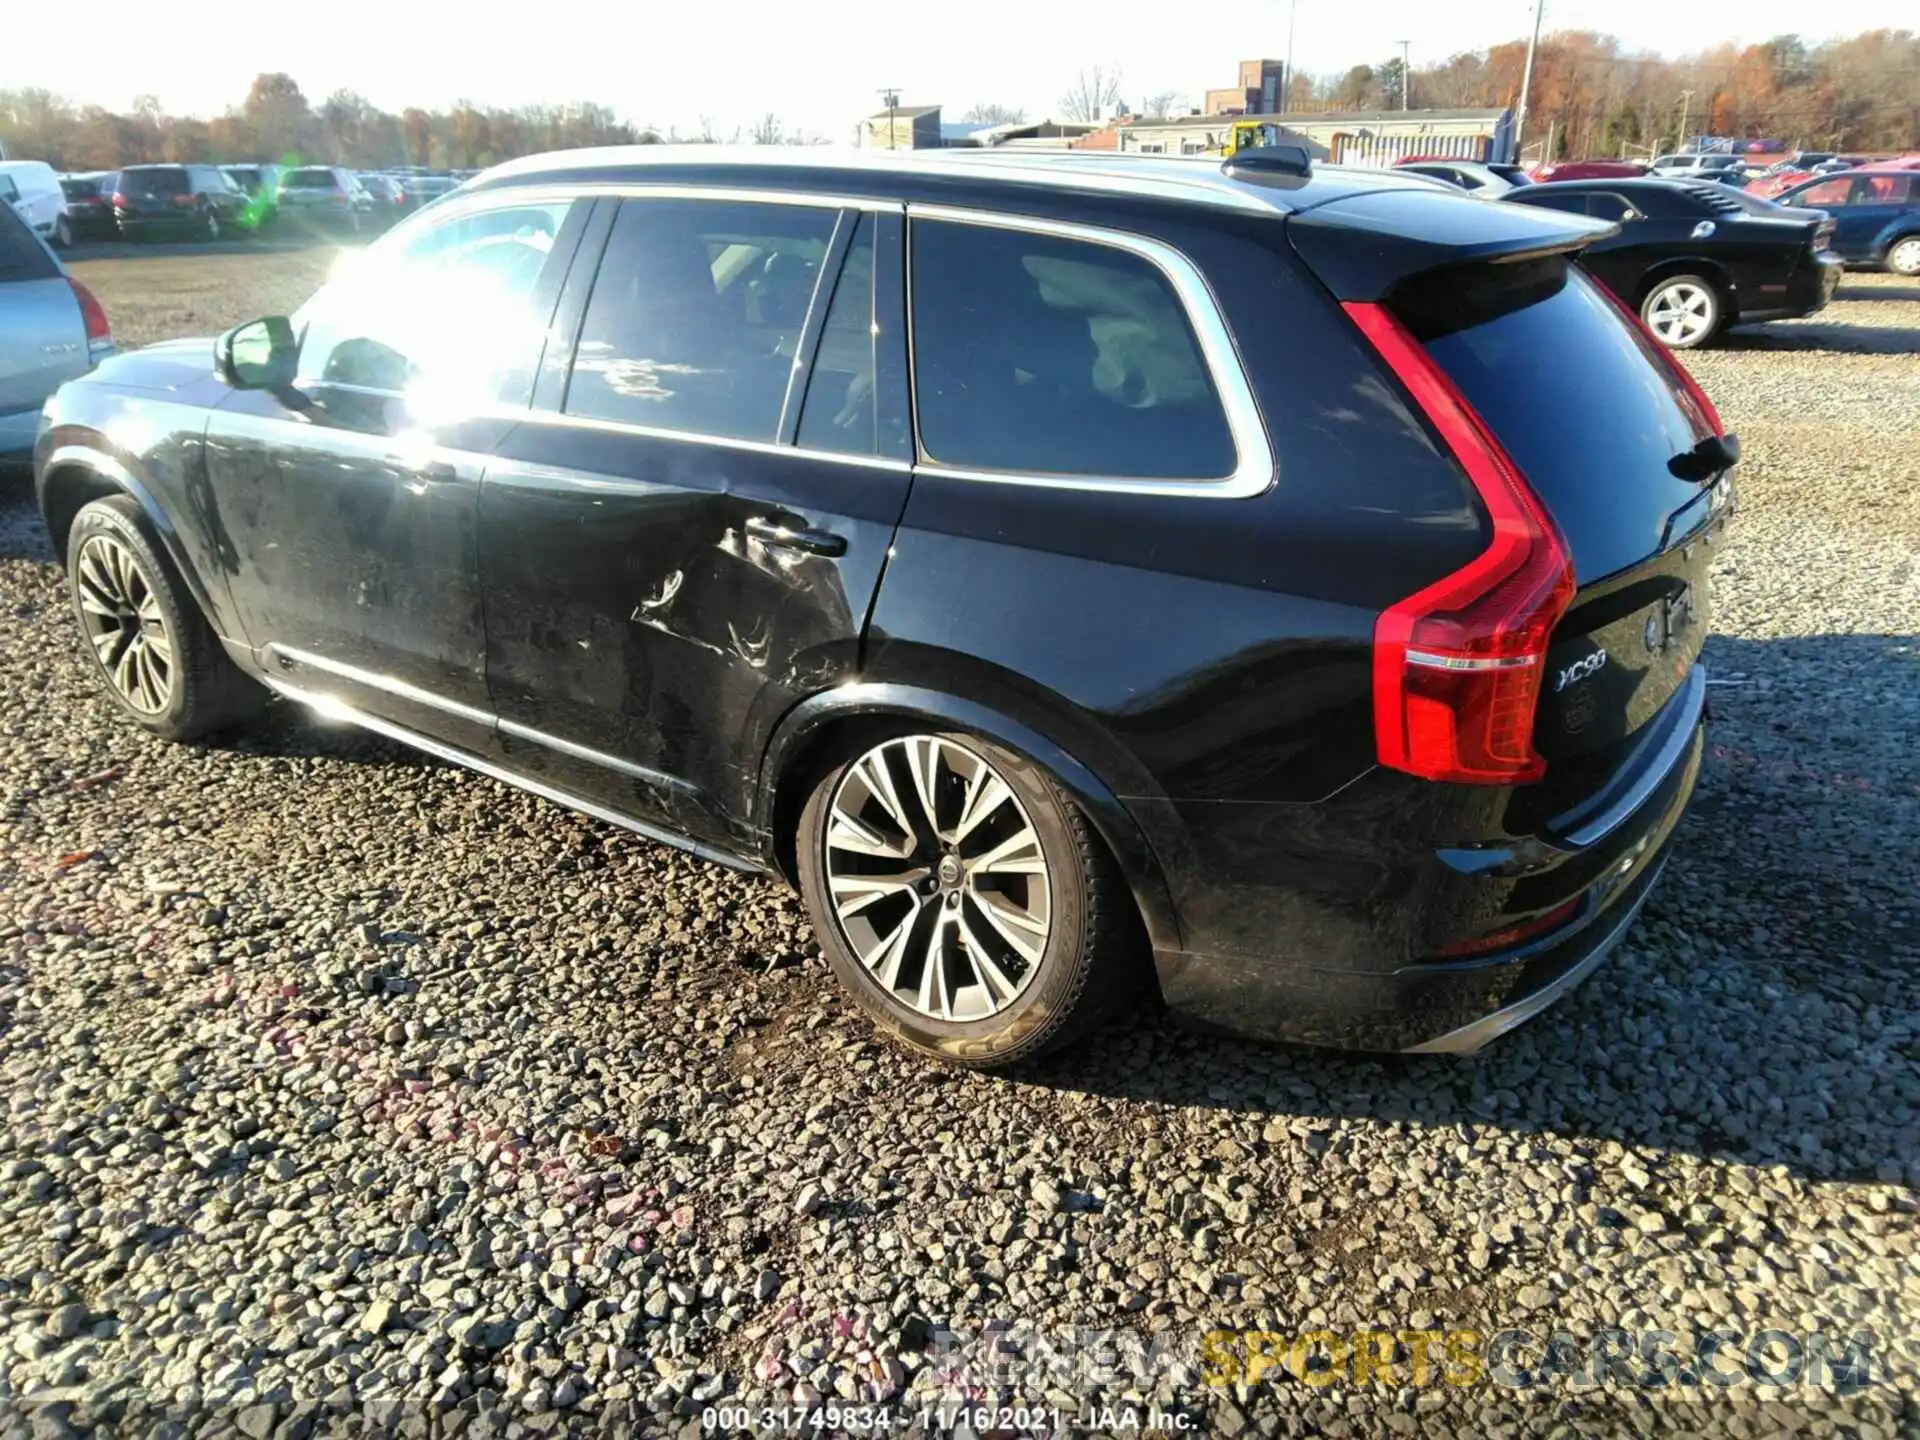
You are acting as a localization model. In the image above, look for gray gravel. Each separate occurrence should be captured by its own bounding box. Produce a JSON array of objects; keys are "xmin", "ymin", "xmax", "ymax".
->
[{"xmin": 0, "ymin": 273, "xmax": 1915, "ymax": 1437}]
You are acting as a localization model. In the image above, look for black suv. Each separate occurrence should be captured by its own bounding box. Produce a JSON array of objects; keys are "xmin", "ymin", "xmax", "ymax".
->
[
  {"xmin": 34, "ymin": 149, "xmax": 1732, "ymax": 1067},
  {"xmin": 112, "ymin": 164, "xmax": 250, "ymax": 241}
]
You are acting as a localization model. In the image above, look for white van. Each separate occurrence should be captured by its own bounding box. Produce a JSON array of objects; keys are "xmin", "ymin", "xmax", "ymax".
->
[{"xmin": 0, "ymin": 161, "xmax": 72, "ymax": 247}]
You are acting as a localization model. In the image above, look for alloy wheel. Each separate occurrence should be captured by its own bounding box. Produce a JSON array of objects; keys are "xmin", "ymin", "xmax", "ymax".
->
[
  {"xmin": 1645, "ymin": 281, "xmax": 1715, "ymax": 346},
  {"xmin": 823, "ymin": 736, "xmax": 1051, "ymax": 1023},
  {"xmin": 74, "ymin": 534, "xmax": 174, "ymax": 714}
]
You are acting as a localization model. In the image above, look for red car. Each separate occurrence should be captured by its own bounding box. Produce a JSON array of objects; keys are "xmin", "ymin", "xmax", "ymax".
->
[{"xmin": 1528, "ymin": 159, "xmax": 1649, "ymax": 182}]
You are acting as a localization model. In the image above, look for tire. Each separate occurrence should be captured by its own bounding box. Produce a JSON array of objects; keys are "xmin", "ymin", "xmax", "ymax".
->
[
  {"xmin": 66, "ymin": 495, "xmax": 263, "ymax": 741},
  {"xmin": 202, "ymin": 207, "xmax": 221, "ymax": 242},
  {"xmin": 795, "ymin": 729, "xmax": 1139, "ymax": 1069},
  {"xmin": 53, "ymin": 214, "xmax": 74, "ymax": 249},
  {"xmin": 1640, "ymin": 274, "xmax": 1722, "ymax": 349},
  {"xmin": 1888, "ymin": 235, "xmax": 1920, "ymax": 277}
]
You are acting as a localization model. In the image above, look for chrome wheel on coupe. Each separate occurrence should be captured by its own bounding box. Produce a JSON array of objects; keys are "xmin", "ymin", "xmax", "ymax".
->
[
  {"xmin": 824, "ymin": 736, "xmax": 1051, "ymax": 1022},
  {"xmin": 64, "ymin": 494, "xmax": 264, "ymax": 740},
  {"xmin": 797, "ymin": 730, "xmax": 1135, "ymax": 1067},
  {"xmin": 74, "ymin": 534, "xmax": 173, "ymax": 714},
  {"xmin": 1641, "ymin": 275, "xmax": 1720, "ymax": 349}
]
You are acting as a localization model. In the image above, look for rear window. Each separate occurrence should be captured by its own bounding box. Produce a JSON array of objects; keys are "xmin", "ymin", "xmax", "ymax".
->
[
  {"xmin": 1395, "ymin": 260, "xmax": 1704, "ymax": 582},
  {"xmin": 285, "ymin": 168, "xmax": 338, "ymax": 188},
  {"xmin": 910, "ymin": 219, "xmax": 1236, "ymax": 481},
  {"xmin": 60, "ymin": 179, "xmax": 100, "ymax": 200},
  {"xmin": 121, "ymin": 168, "xmax": 188, "ymax": 196},
  {"xmin": 0, "ymin": 203, "xmax": 58, "ymax": 282}
]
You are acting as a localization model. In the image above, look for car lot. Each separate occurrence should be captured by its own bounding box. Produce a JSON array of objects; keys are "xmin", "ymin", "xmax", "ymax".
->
[{"xmin": 0, "ymin": 252, "xmax": 1915, "ymax": 1432}]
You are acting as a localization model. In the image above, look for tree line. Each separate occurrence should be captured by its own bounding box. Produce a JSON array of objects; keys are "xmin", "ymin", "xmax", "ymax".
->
[
  {"xmin": 1027, "ymin": 29, "xmax": 1916, "ymax": 156},
  {"xmin": 0, "ymin": 74, "xmax": 826, "ymax": 173}
]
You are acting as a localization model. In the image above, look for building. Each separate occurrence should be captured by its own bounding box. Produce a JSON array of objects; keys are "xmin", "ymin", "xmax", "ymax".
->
[
  {"xmin": 864, "ymin": 104, "xmax": 944, "ymax": 150},
  {"xmin": 1113, "ymin": 108, "xmax": 1515, "ymax": 166},
  {"xmin": 1204, "ymin": 59, "xmax": 1286, "ymax": 118}
]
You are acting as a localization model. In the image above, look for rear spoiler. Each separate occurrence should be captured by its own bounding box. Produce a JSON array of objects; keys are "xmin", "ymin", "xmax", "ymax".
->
[{"xmin": 1286, "ymin": 189, "xmax": 1618, "ymax": 303}]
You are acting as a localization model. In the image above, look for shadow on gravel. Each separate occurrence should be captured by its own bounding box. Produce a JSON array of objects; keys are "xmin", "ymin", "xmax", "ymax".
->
[
  {"xmin": 1719, "ymin": 323, "xmax": 1920, "ymax": 355},
  {"xmin": 1026, "ymin": 632, "xmax": 1920, "ymax": 1188},
  {"xmin": 1831, "ymin": 283, "xmax": 1920, "ymax": 303}
]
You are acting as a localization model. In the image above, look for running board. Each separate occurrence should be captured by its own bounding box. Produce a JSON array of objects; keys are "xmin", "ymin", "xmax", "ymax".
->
[{"xmin": 261, "ymin": 676, "xmax": 768, "ymax": 876}]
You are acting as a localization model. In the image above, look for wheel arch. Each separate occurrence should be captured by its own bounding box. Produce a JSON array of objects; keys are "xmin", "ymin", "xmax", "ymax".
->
[
  {"xmin": 38, "ymin": 446, "xmax": 222, "ymax": 625},
  {"xmin": 1878, "ymin": 226, "xmax": 1920, "ymax": 263},
  {"xmin": 758, "ymin": 683, "xmax": 1185, "ymax": 957}
]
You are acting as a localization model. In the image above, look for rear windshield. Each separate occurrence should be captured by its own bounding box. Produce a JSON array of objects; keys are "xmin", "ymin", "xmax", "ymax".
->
[
  {"xmin": 60, "ymin": 179, "xmax": 101, "ymax": 200},
  {"xmin": 285, "ymin": 168, "xmax": 337, "ymax": 188},
  {"xmin": 0, "ymin": 204, "xmax": 58, "ymax": 282},
  {"xmin": 1396, "ymin": 260, "xmax": 1706, "ymax": 581},
  {"xmin": 121, "ymin": 168, "xmax": 188, "ymax": 196}
]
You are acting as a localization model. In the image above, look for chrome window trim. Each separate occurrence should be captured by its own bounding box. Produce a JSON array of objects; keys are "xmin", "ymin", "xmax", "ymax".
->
[
  {"xmin": 503, "ymin": 410, "xmax": 914, "ymax": 475},
  {"xmin": 904, "ymin": 204, "xmax": 1276, "ymax": 501}
]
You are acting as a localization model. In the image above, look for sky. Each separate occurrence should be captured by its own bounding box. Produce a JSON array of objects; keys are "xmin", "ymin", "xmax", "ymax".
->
[{"xmin": 3, "ymin": 0, "xmax": 1908, "ymax": 139}]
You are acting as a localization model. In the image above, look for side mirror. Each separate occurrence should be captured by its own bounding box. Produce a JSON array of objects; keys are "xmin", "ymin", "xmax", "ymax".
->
[{"xmin": 216, "ymin": 316, "xmax": 297, "ymax": 390}]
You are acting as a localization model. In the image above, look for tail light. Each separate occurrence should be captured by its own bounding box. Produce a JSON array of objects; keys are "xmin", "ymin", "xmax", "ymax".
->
[
  {"xmin": 1589, "ymin": 282, "xmax": 1723, "ymax": 438},
  {"xmin": 1431, "ymin": 897, "xmax": 1580, "ymax": 958},
  {"xmin": 171, "ymin": 193, "xmax": 196, "ymax": 208},
  {"xmin": 1814, "ymin": 219, "xmax": 1836, "ymax": 251},
  {"xmin": 68, "ymin": 278, "xmax": 112, "ymax": 345},
  {"xmin": 1343, "ymin": 301, "xmax": 1576, "ymax": 786},
  {"xmin": 110, "ymin": 192, "xmax": 127, "ymax": 208}
]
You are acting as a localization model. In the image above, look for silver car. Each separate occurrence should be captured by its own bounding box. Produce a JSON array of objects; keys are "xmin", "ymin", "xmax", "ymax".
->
[{"xmin": 1, "ymin": 203, "xmax": 113, "ymax": 467}]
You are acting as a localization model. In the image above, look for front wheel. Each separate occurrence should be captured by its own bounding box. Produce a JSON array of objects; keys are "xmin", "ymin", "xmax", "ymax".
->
[
  {"xmin": 53, "ymin": 214, "xmax": 74, "ymax": 249},
  {"xmin": 1640, "ymin": 274, "xmax": 1722, "ymax": 349},
  {"xmin": 66, "ymin": 496, "xmax": 263, "ymax": 740},
  {"xmin": 795, "ymin": 731, "xmax": 1138, "ymax": 1068},
  {"xmin": 1888, "ymin": 236, "xmax": 1920, "ymax": 277}
]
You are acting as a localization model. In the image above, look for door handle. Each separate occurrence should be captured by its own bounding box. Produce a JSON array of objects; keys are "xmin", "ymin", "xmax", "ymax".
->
[{"xmin": 744, "ymin": 515, "xmax": 847, "ymax": 557}]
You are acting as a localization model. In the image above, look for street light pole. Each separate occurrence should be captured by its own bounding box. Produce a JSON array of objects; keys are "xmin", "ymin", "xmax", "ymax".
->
[
  {"xmin": 1675, "ymin": 88, "xmax": 1694, "ymax": 156},
  {"xmin": 879, "ymin": 87, "xmax": 901, "ymax": 150},
  {"xmin": 1400, "ymin": 40, "xmax": 1411, "ymax": 110},
  {"xmin": 1514, "ymin": 0, "xmax": 1544, "ymax": 160},
  {"xmin": 1282, "ymin": 0, "xmax": 1298, "ymax": 114}
]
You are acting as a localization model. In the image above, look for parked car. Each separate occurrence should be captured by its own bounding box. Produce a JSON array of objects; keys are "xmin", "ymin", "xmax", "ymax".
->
[
  {"xmin": 1, "ymin": 202, "xmax": 112, "ymax": 469},
  {"xmin": 1529, "ymin": 159, "xmax": 1648, "ymax": 182},
  {"xmin": 1650, "ymin": 153, "xmax": 1746, "ymax": 178},
  {"xmin": 1776, "ymin": 169, "xmax": 1920, "ymax": 275},
  {"xmin": 1506, "ymin": 178, "xmax": 1842, "ymax": 346},
  {"xmin": 355, "ymin": 173, "xmax": 407, "ymax": 225},
  {"xmin": 112, "ymin": 165, "xmax": 250, "ymax": 241},
  {"xmin": 58, "ymin": 173, "xmax": 119, "ymax": 241},
  {"xmin": 1394, "ymin": 159, "xmax": 1527, "ymax": 196},
  {"xmin": 222, "ymin": 164, "xmax": 284, "ymax": 230},
  {"xmin": 34, "ymin": 148, "xmax": 1732, "ymax": 1065},
  {"xmin": 0, "ymin": 160, "xmax": 72, "ymax": 247},
  {"xmin": 397, "ymin": 173, "xmax": 460, "ymax": 208},
  {"xmin": 275, "ymin": 166, "xmax": 373, "ymax": 232}
]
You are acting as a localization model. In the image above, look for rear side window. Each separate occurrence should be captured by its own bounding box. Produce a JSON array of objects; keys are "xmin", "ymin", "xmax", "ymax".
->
[
  {"xmin": 0, "ymin": 204, "xmax": 57, "ymax": 282},
  {"xmin": 796, "ymin": 215, "xmax": 877, "ymax": 456},
  {"xmin": 910, "ymin": 219, "xmax": 1235, "ymax": 480},
  {"xmin": 566, "ymin": 198, "xmax": 837, "ymax": 441}
]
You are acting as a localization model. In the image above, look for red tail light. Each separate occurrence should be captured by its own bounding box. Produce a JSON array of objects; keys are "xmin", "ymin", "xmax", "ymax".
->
[
  {"xmin": 1343, "ymin": 301, "xmax": 1576, "ymax": 786},
  {"xmin": 110, "ymin": 192, "xmax": 127, "ymax": 208},
  {"xmin": 1431, "ymin": 898, "xmax": 1580, "ymax": 958},
  {"xmin": 68, "ymin": 278, "xmax": 112, "ymax": 344},
  {"xmin": 1589, "ymin": 282, "xmax": 1723, "ymax": 438},
  {"xmin": 171, "ymin": 193, "xmax": 196, "ymax": 208}
]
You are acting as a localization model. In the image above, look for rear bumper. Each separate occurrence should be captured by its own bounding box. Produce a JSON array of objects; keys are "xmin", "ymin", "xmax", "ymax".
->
[
  {"xmin": 1743, "ymin": 251, "xmax": 1843, "ymax": 323},
  {"xmin": 1151, "ymin": 669, "xmax": 1706, "ymax": 1053}
]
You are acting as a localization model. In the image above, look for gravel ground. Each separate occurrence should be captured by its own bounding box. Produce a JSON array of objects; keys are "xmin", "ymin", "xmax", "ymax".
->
[{"xmin": 0, "ymin": 261, "xmax": 1915, "ymax": 1438}]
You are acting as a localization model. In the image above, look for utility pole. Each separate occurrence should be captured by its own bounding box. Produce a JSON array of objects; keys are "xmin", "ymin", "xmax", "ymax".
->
[
  {"xmin": 1400, "ymin": 40, "xmax": 1411, "ymax": 110},
  {"xmin": 1514, "ymin": 0, "xmax": 1544, "ymax": 160},
  {"xmin": 1282, "ymin": 0, "xmax": 1298, "ymax": 114},
  {"xmin": 1675, "ymin": 89, "xmax": 1694, "ymax": 156},
  {"xmin": 878, "ymin": 87, "xmax": 901, "ymax": 150}
]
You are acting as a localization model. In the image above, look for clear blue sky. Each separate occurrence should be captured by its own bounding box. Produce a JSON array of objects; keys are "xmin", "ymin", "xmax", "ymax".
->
[{"xmin": 5, "ymin": 0, "xmax": 1907, "ymax": 138}]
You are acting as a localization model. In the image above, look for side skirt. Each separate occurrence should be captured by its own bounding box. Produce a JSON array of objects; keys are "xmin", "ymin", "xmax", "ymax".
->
[{"xmin": 260, "ymin": 674, "xmax": 771, "ymax": 877}]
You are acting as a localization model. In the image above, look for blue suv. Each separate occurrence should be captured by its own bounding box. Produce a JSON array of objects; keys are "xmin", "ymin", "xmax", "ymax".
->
[{"xmin": 1779, "ymin": 168, "xmax": 1920, "ymax": 274}]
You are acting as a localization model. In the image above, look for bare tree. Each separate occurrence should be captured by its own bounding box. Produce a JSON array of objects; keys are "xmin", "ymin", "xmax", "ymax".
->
[
  {"xmin": 1141, "ymin": 89, "xmax": 1184, "ymax": 120},
  {"xmin": 1059, "ymin": 65, "xmax": 1125, "ymax": 123},
  {"xmin": 749, "ymin": 112, "xmax": 785, "ymax": 145},
  {"xmin": 963, "ymin": 102, "xmax": 1027, "ymax": 125}
]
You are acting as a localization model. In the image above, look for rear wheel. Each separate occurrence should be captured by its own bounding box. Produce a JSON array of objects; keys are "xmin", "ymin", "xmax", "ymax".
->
[
  {"xmin": 1640, "ymin": 274, "xmax": 1722, "ymax": 349},
  {"xmin": 66, "ymin": 496, "xmax": 263, "ymax": 740},
  {"xmin": 53, "ymin": 214, "xmax": 74, "ymax": 249},
  {"xmin": 201, "ymin": 206, "xmax": 221, "ymax": 242},
  {"xmin": 1888, "ymin": 236, "xmax": 1920, "ymax": 277},
  {"xmin": 796, "ymin": 731, "xmax": 1136, "ymax": 1068}
]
